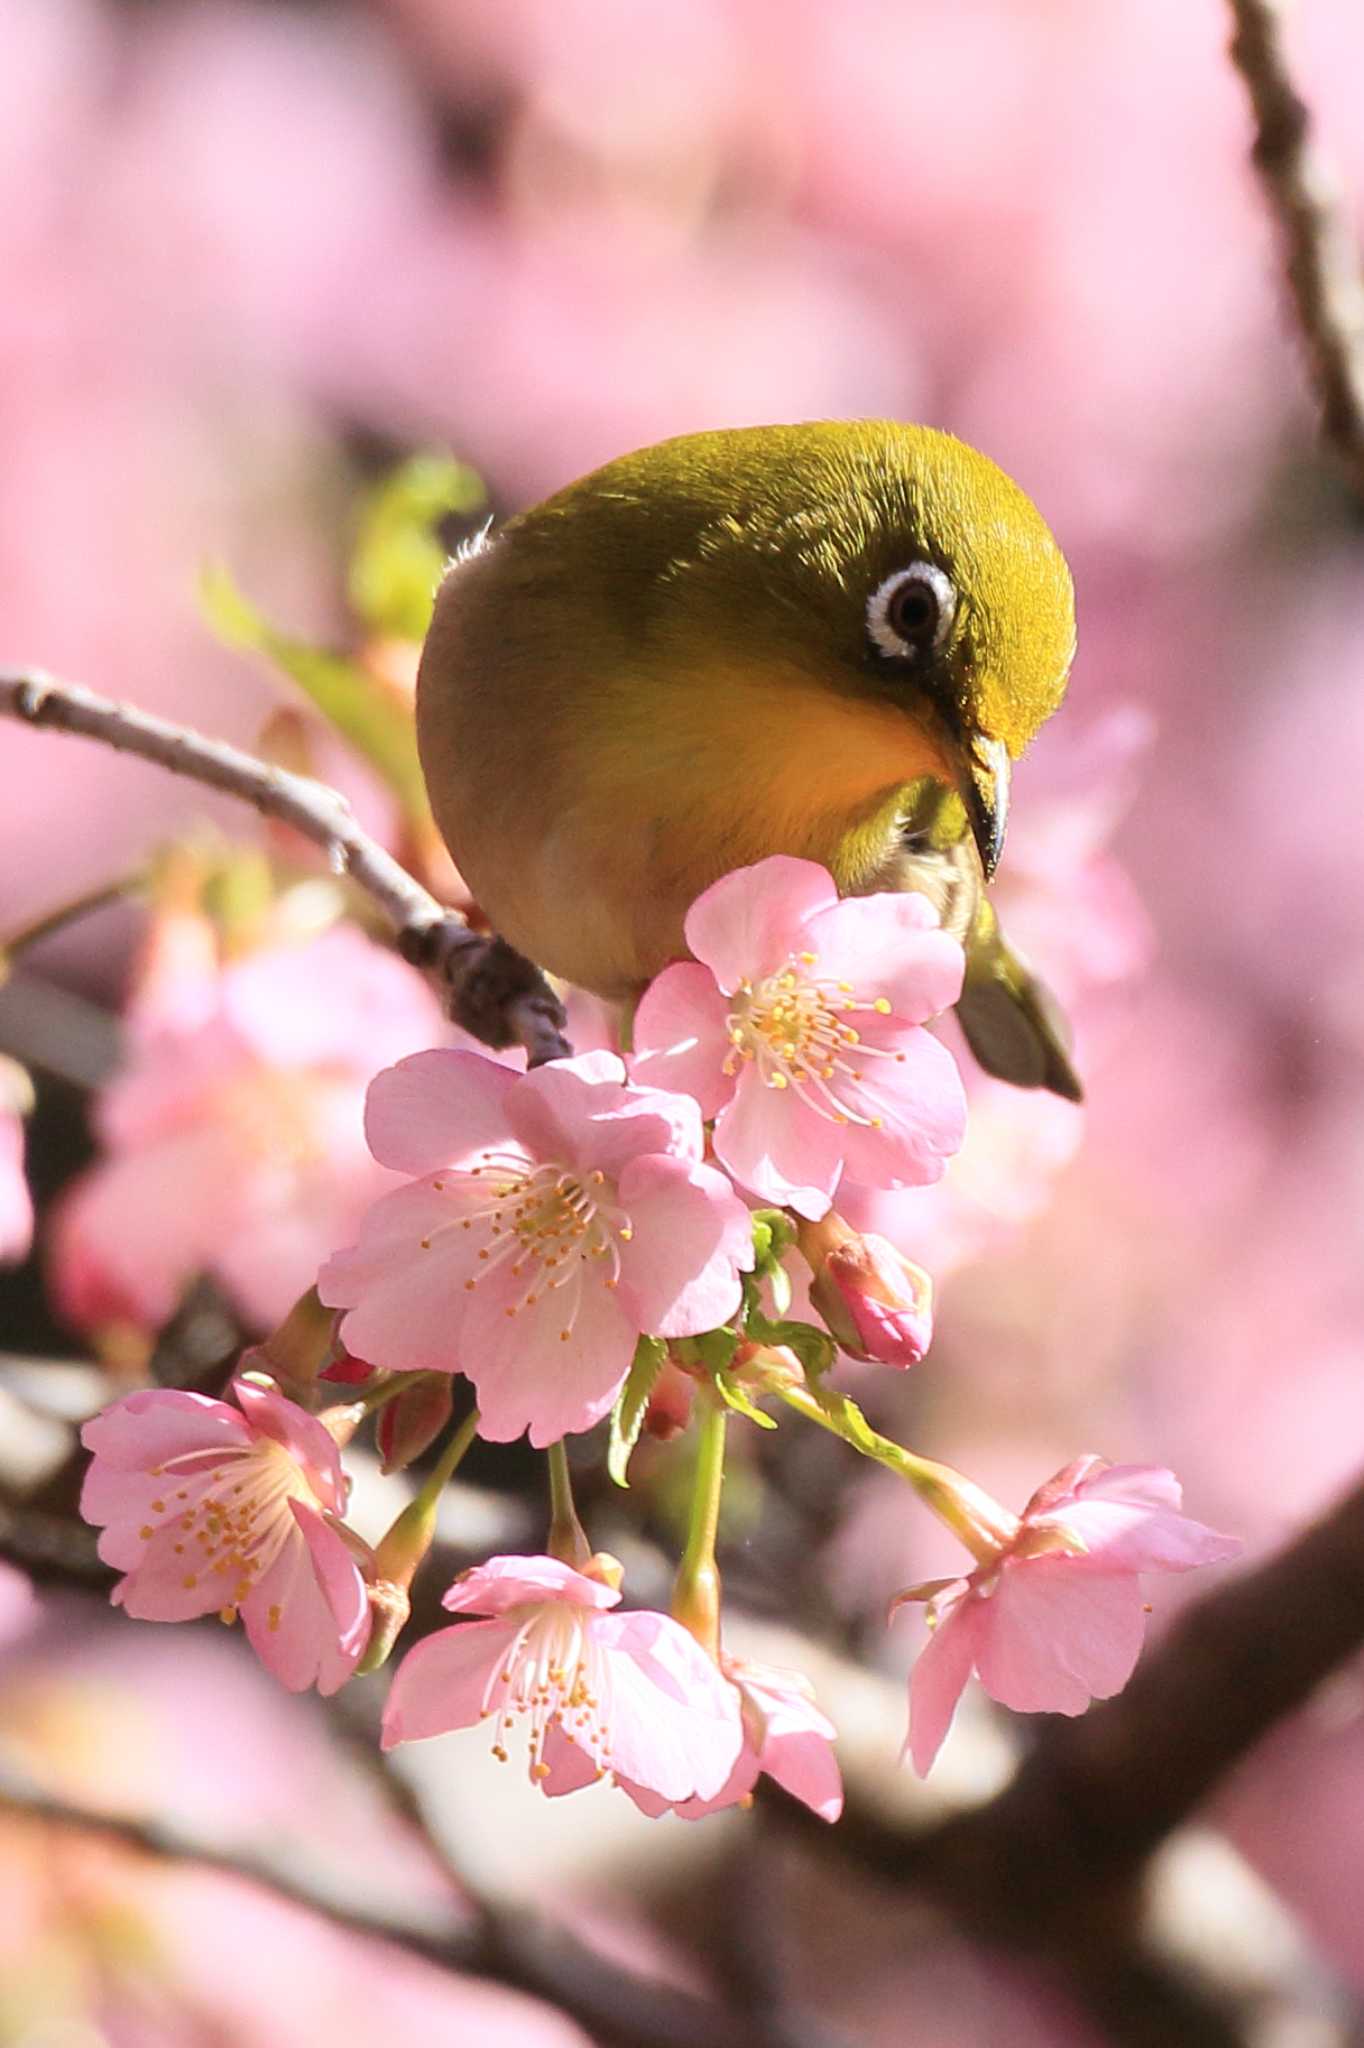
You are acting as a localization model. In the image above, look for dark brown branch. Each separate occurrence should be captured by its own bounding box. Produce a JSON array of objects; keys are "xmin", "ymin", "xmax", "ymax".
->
[
  {"xmin": 1228, "ymin": 0, "xmax": 1364, "ymax": 497},
  {"xmin": 0, "ymin": 670, "xmax": 570, "ymax": 1066}
]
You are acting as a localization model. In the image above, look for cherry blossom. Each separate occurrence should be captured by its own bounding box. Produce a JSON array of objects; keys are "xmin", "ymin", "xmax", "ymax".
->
[
  {"xmin": 623, "ymin": 1652, "xmax": 843, "ymax": 1822},
  {"xmin": 632, "ymin": 857, "xmax": 967, "ymax": 1219},
  {"xmin": 898, "ymin": 1458, "xmax": 1240, "ymax": 1774},
  {"xmin": 52, "ymin": 914, "xmax": 444, "ymax": 1336},
  {"xmin": 383, "ymin": 1554, "xmax": 743, "ymax": 1804},
  {"xmin": 80, "ymin": 1377, "xmax": 371, "ymax": 1695},
  {"xmin": 319, "ymin": 1049, "xmax": 753, "ymax": 1446}
]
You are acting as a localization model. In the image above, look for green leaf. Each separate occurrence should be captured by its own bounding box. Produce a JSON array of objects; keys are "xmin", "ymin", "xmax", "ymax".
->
[
  {"xmin": 349, "ymin": 455, "xmax": 486, "ymax": 642},
  {"xmin": 746, "ymin": 1311, "xmax": 836, "ymax": 1380},
  {"xmin": 607, "ymin": 1336, "xmax": 667, "ymax": 1488},
  {"xmin": 200, "ymin": 562, "xmax": 428, "ymax": 825}
]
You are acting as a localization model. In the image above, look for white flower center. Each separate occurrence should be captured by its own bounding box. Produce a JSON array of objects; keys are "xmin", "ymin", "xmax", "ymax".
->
[
  {"xmin": 484, "ymin": 1601, "xmax": 612, "ymax": 1783},
  {"xmin": 723, "ymin": 952, "xmax": 906, "ymax": 1126},
  {"xmin": 425, "ymin": 1153, "xmax": 634, "ymax": 1344},
  {"xmin": 140, "ymin": 1439, "xmax": 314, "ymax": 1626}
]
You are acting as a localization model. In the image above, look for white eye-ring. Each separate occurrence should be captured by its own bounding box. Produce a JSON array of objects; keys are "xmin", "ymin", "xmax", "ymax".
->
[{"xmin": 866, "ymin": 562, "xmax": 957, "ymax": 661}]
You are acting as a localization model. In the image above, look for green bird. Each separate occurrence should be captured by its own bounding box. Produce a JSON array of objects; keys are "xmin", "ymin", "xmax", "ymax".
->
[{"xmin": 416, "ymin": 420, "xmax": 1081, "ymax": 1099}]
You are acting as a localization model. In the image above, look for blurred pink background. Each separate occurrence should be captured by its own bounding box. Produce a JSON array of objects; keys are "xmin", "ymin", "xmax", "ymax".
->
[{"xmin": 4, "ymin": 0, "xmax": 1364, "ymax": 2039}]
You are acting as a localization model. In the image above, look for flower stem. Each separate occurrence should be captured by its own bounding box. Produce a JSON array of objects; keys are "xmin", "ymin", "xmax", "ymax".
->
[
  {"xmin": 775, "ymin": 1382, "xmax": 1019, "ymax": 1563},
  {"xmin": 353, "ymin": 1369, "xmax": 431, "ymax": 1417},
  {"xmin": 545, "ymin": 1439, "xmax": 592, "ymax": 1568},
  {"xmin": 372, "ymin": 1406, "xmax": 480, "ymax": 1588},
  {"xmin": 671, "ymin": 1391, "xmax": 728, "ymax": 1658}
]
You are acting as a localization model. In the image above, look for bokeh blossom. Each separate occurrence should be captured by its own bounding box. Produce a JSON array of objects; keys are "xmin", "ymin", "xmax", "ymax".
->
[
  {"xmin": 633, "ymin": 856, "xmax": 966, "ymax": 1218},
  {"xmin": 320, "ymin": 1049, "xmax": 753, "ymax": 1445},
  {"xmin": 52, "ymin": 913, "xmax": 443, "ymax": 1337},
  {"xmin": 0, "ymin": 1058, "xmax": 33, "ymax": 1264},
  {"xmin": 623, "ymin": 1652, "xmax": 843, "ymax": 1823},
  {"xmin": 383, "ymin": 1554, "xmax": 743, "ymax": 1804},
  {"xmin": 898, "ymin": 1458, "xmax": 1240, "ymax": 1774},
  {"xmin": 80, "ymin": 1376, "xmax": 372, "ymax": 1695}
]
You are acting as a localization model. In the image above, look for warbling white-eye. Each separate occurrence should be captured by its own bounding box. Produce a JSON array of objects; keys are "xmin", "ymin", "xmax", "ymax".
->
[{"xmin": 416, "ymin": 421, "xmax": 1081, "ymax": 1099}]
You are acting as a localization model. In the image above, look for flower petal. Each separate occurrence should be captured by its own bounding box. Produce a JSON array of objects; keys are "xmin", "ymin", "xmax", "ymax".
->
[
  {"xmin": 906, "ymin": 1593, "xmax": 981, "ymax": 1775},
  {"xmin": 683, "ymin": 857, "xmax": 838, "ymax": 990},
  {"xmin": 973, "ymin": 1559, "xmax": 1148, "ymax": 1714},
  {"xmin": 241, "ymin": 1504, "xmax": 368, "ymax": 1696},
  {"xmin": 712, "ymin": 1069, "xmax": 843, "ymax": 1218},
  {"xmin": 232, "ymin": 1378, "xmax": 347, "ymax": 1514},
  {"xmin": 614, "ymin": 1155, "xmax": 750, "ymax": 1337},
  {"xmin": 461, "ymin": 1262, "xmax": 636, "ymax": 1445},
  {"xmin": 382, "ymin": 1618, "xmax": 517, "ymax": 1744},
  {"xmin": 594, "ymin": 1609, "xmax": 743, "ymax": 1802},
  {"xmin": 801, "ymin": 895, "xmax": 965, "ymax": 1022},
  {"xmin": 507, "ymin": 1055, "xmax": 703, "ymax": 1178},
  {"xmin": 630, "ymin": 964, "xmax": 734, "ymax": 1118},
  {"xmin": 441, "ymin": 1555, "xmax": 619, "ymax": 1617},
  {"xmin": 364, "ymin": 1050, "xmax": 519, "ymax": 1175}
]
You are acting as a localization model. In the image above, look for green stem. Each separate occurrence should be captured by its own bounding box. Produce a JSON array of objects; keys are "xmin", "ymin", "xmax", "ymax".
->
[
  {"xmin": 545, "ymin": 1439, "xmax": 591, "ymax": 1567},
  {"xmin": 775, "ymin": 1383, "xmax": 1019, "ymax": 1563},
  {"xmin": 353, "ymin": 1369, "xmax": 431, "ymax": 1418},
  {"xmin": 671, "ymin": 1392, "xmax": 728, "ymax": 1657},
  {"xmin": 372, "ymin": 1406, "xmax": 480, "ymax": 1586},
  {"xmin": 417, "ymin": 1407, "xmax": 481, "ymax": 1505}
]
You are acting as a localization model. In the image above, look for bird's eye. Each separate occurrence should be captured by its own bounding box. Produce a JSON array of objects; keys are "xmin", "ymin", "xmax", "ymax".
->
[{"xmin": 866, "ymin": 563, "xmax": 956, "ymax": 662}]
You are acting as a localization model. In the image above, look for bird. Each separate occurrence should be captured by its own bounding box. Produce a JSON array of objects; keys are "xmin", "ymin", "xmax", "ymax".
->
[{"xmin": 416, "ymin": 420, "xmax": 1081, "ymax": 1100}]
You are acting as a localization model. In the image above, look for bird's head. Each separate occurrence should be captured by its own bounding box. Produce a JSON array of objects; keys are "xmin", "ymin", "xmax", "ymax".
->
[{"xmin": 515, "ymin": 421, "xmax": 1075, "ymax": 879}]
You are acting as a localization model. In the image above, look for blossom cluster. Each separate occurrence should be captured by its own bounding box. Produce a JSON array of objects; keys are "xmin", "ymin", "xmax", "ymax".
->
[{"xmin": 76, "ymin": 857, "xmax": 1238, "ymax": 1813}]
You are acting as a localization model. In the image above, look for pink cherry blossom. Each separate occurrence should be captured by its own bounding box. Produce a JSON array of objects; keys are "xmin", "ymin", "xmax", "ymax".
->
[
  {"xmin": 319, "ymin": 1049, "xmax": 753, "ymax": 1446},
  {"xmin": 382, "ymin": 1554, "xmax": 743, "ymax": 1805},
  {"xmin": 622, "ymin": 1652, "xmax": 843, "ymax": 1822},
  {"xmin": 79, "ymin": 1377, "xmax": 371, "ymax": 1695},
  {"xmin": 52, "ymin": 916, "xmax": 444, "ymax": 1336},
  {"xmin": 899, "ymin": 1458, "xmax": 1240, "ymax": 1775},
  {"xmin": 633, "ymin": 857, "xmax": 967, "ymax": 1219}
]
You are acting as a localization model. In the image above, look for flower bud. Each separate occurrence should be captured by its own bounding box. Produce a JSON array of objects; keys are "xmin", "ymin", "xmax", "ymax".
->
[
  {"xmin": 643, "ymin": 1359, "xmax": 695, "ymax": 1440},
  {"xmin": 357, "ymin": 1579, "xmax": 411, "ymax": 1677},
  {"xmin": 377, "ymin": 1374, "xmax": 454, "ymax": 1474},
  {"xmin": 803, "ymin": 1218, "xmax": 934, "ymax": 1368}
]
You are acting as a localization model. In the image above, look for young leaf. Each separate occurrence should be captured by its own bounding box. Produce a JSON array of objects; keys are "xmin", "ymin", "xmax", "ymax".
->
[
  {"xmin": 607, "ymin": 1335, "xmax": 667, "ymax": 1488},
  {"xmin": 200, "ymin": 562, "xmax": 428, "ymax": 824},
  {"xmin": 349, "ymin": 455, "xmax": 486, "ymax": 642}
]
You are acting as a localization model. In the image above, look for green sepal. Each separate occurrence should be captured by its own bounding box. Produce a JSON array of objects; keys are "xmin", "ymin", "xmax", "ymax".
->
[
  {"xmin": 348, "ymin": 454, "xmax": 485, "ymax": 641},
  {"xmin": 199, "ymin": 562, "xmax": 428, "ymax": 825},
  {"xmin": 607, "ymin": 1335, "xmax": 667, "ymax": 1488},
  {"xmin": 745, "ymin": 1309, "xmax": 837, "ymax": 1381},
  {"xmin": 713, "ymin": 1375, "xmax": 778, "ymax": 1430}
]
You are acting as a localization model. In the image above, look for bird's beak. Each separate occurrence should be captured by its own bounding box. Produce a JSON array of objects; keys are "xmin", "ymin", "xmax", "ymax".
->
[{"xmin": 964, "ymin": 735, "xmax": 1011, "ymax": 879}]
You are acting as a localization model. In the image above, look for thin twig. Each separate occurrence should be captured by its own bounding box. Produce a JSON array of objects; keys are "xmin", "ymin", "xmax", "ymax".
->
[
  {"xmin": 0, "ymin": 670, "xmax": 570, "ymax": 1065},
  {"xmin": 0, "ymin": 1757, "xmax": 845, "ymax": 2048},
  {"xmin": 1228, "ymin": 0, "xmax": 1364, "ymax": 497}
]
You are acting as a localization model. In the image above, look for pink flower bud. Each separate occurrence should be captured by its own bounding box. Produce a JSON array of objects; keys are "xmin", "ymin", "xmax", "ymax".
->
[
  {"xmin": 808, "ymin": 1226, "xmax": 934, "ymax": 1368},
  {"xmin": 377, "ymin": 1374, "xmax": 455, "ymax": 1474}
]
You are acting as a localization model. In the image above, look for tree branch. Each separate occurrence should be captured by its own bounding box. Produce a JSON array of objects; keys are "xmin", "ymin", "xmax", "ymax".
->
[
  {"xmin": 1228, "ymin": 0, "xmax": 1364, "ymax": 498},
  {"xmin": 0, "ymin": 670, "xmax": 570, "ymax": 1066}
]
